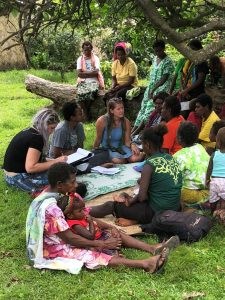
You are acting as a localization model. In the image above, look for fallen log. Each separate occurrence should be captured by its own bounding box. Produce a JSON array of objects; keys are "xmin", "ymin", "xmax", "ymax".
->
[
  {"xmin": 25, "ymin": 74, "xmax": 77, "ymax": 107},
  {"xmin": 25, "ymin": 74, "xmax": 144, "ymax": 121}
]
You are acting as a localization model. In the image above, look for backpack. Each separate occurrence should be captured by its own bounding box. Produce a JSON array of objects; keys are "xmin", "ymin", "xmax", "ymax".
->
[{"xmin": 141, "ymin": 210, "xmax": 212, "ymax": 243}]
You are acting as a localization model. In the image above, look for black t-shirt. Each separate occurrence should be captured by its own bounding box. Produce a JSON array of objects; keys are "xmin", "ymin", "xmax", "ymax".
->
[
  {"xmin": 189, "ymin": 61, "xmax": 209, "ymax": 98},
  {"xmin": 3, "ymin": 127, "xmax": 44, "ymax": 173}
]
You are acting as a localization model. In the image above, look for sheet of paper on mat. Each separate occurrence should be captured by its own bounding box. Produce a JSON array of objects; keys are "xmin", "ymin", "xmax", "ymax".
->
[
  {"xmin": 67, "ymin": 148, "xmax": 93, "ymax": 164},
  {"xmin": 91, "ymin": 166, "xmax": 120, "ymax": 175}
]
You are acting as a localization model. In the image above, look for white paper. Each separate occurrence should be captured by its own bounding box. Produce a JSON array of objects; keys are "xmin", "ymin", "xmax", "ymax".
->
[
  {"xmin": 180, "ymin": 101, "xmax": 190, "ymax": 111},
  {"xmin": 91, "ymin": 166, "xmax": 120, "ymax": 175},
  {"xmin": 67, "ymin": 148, "xmax": 93, "ymax": 164}
]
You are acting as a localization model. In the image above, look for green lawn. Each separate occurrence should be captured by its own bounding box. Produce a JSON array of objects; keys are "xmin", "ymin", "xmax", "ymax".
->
[{"xmin": 0, "ymin": 70, "xmax": 224, "ymax": 300}]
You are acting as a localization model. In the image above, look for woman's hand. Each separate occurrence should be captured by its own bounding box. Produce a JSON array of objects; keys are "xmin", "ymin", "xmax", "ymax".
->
[
  {"xmin": 55, "ymin": 155, "xmax": 68, "ymax": 163},
  {"xmin": 130, "ymin": 143, "xmax": 140, "ymax": 155}
]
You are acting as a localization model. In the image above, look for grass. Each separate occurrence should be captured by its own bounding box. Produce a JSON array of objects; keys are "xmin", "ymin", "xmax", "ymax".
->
[{"xmin": 0, "ymin": 69, "xmax": 225, "ymax": 300}]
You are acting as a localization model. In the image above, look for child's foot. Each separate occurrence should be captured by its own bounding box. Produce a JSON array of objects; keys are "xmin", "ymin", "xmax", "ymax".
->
[{"xmin": 115, "ymin": 218, "xmax": 138, "ymax": 227}]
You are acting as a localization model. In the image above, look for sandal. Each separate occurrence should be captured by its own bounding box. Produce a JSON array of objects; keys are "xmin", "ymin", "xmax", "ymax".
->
[
  {"xmin": 154, "ymin": 235, "xmax": 180, "ymax": 255},
  {"xmin": 154, "ymin": 247, "xmax": 170, "ymax": 274}
]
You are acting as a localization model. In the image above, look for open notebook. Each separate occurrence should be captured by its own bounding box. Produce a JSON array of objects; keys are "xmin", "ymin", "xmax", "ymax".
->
[{"xmin": 67, "ymin": 148, "xmax": 94, "ymax": 165}]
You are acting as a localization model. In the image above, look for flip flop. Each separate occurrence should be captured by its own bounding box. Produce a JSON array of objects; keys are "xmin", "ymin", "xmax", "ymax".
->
[
  {"xmin": 154, "ymin": 235, "xmax": 180, "ymax": 255},
  {"xmin": 154, "ymin": 247, "xmax": 170, "ymax": 274}
]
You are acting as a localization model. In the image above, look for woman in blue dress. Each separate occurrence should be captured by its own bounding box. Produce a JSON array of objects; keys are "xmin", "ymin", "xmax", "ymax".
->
[{"xmin": 93, "ymin": 98, "xmax": 144, "ymax": 164}]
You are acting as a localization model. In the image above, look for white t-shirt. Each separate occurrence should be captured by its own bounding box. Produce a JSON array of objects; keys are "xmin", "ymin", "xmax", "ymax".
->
[{"xmin": 77, "ymin": 54, "xmax": 100, "ymax": 83}]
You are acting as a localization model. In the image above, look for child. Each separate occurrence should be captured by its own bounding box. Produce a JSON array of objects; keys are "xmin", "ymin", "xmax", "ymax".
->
[
  {"xmin": 206, "ymin": 127, "xmax": 225, "ymax": 216},
  {"xmin": 58, "ymin": 192, "xmax": 119, "ymax": 256}
]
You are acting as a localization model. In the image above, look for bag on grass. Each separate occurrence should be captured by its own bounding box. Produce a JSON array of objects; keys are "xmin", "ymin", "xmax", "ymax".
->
[{"xmin": 141, "ymin": 210, "xmax": 212, "ymax": 243}]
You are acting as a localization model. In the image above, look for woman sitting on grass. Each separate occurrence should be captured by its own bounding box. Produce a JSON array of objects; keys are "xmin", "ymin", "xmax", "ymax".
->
[
  {"xmin": 195, "ymin": 94, "xmax": 220, "ymax": 150},
  {"xmin": 91, "ymin": 124, "xmax": 182, "ymax": 227},
  {"xmin": 94, "ymin": 98, "xmax": 144, "ymax": 164},
  {"xmin": 3, "ymin": 108, "xmax": 67, "ymax": 193},
  {"xmin": 174, "ymin": 121, "xmax": 210, "ymax": 207},
  {"xmin": 160, "ymin": 96, "xmax": 184, "ymax": 155},
  {"xmin": 131, "ymin": 92, "xmax": 169, "ymax": 138},
  {"xmin": 26, "ymin": 162, "xmax": 172, "ymax": 274}
]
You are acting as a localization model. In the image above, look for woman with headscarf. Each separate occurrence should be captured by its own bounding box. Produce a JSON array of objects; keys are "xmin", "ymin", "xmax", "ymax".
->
[
  {"xmin": 3, "ymin": 108, "xmax": 67, "ymax": 193},
  {"xmin": 104, "ymin": 42, "xmax": 138, "ymax": 102}
]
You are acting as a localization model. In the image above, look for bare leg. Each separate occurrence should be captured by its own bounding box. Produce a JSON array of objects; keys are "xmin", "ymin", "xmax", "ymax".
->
[
  {"xmin": 120, "ymin": 232, "xmax": 157, "ymax": 254},
  {"xmin": 108, "ymin": 248, "xmax": 169, "ymax": 273},
  {"xmin": 90, "ymin": 201, "xmax": 114, "ymax": 218},
  {"xmin": 120, "ymin": 233, "xmax": 179, "ymax": 255}
]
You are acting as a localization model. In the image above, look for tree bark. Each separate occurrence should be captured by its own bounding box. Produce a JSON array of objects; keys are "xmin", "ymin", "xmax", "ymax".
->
[
  {"xmin": 25, "ymin": 74, "xmax": 77, "ymax": 107},
  {"xmin": 137, "ymin": 0, "xmax": 225, "ymax": 64}
]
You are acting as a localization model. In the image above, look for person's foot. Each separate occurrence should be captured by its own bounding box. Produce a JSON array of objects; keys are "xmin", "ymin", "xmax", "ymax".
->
[
  {"xmin": 115, "ymin": 218, "xmax": 138, "ymax": 227},
  {"xmin": 153, "ymin": 236, "xmax": 180, "ymax": 255},
  {"xmin": 144, "ymin": 248, "xmax": 169, "ymax": 274}
]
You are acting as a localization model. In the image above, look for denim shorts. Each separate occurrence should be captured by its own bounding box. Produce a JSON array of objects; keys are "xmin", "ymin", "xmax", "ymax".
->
[{"xmin": 4, "ymin": 172, "xmax": 48, "ymax": 193}]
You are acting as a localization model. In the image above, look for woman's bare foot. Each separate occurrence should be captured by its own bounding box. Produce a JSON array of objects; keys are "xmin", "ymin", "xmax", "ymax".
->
[
  {"xmin": 115, "ymin": 218, "xmax": 138, "ymax": 227},
  {"xmin": 113, "ymin": 192, "xmax": 131, "ymax": 203}
]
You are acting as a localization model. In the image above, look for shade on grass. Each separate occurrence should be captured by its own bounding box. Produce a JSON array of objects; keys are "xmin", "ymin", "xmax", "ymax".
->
[{"xmin": 0, "ymin": 70, "xmax": 225, "ymax": 299}]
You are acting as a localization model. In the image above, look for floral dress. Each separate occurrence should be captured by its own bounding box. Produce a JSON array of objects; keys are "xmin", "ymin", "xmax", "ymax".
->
[
  {"xmin": 134, "ymin": 55, "xmax": 174, "ymax": 126},
  {"xmin": 43, "ymin": 202, "xmax": 112, "ymax": 269}
]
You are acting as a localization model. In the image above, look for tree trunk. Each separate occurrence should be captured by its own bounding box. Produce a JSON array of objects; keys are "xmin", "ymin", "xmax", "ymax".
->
[
  {"xmin": 25, "ymin": 74, "xmax": 77, "ymax": 107},
  {"xmin": 25, "ymin": 74, "xmax": 144, "ymax": 121}
]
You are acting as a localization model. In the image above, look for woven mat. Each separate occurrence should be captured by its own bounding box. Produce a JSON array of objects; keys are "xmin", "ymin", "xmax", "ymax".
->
[
  {"xmin": 77, "ymin": 163, "xmax": 141, "ymax": 201},
  {"xmin": 87, "ymin": 186, "xmax": 143, "ymax": 236}
]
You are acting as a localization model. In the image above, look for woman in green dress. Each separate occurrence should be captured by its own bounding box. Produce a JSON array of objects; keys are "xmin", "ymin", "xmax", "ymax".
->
[{"xmin": 132, "ymin": 40, "xmax": 174, "ymax": 134}]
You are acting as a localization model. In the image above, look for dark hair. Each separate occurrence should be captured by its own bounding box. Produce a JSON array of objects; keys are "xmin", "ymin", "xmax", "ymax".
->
[
  {"xmin": 217, "ymin": 127, "xmax": 225, "ymax": 149},
  {"xmin": 82, "ymin": 41, "xmax": 93, "ymax": 49},
  {"xmin": 153, "ymin": 92, "xmax": 169, "ymax": 103},
  {"xmin": 177, "ymin": 121, "xmax": 198, "ymax": 146},
  {"xmin": 195, "ymin": 94, "xmax": 213, "ymax": 110},
  {"xmin": 153, "ymin": 40, "xmax": 165, "ymax": 49},
  {"xmin": 142, "ymin": 124, "xmax": 168, "ymax": 148},
  {"xmin": 48, "ymin": 163, "xmax": 76, "ymax": 187},
  {"xmin": 62, "ymin": 102, "xmax": 80, "ymax": 121},
  {"xmin": 211, "ymin": 120, "xmax": 225, "ymax": 136},
  {"xmin": 164, "ymin": 96, "xmax": 181, "ymax": 117},
  {"xmin": 115, "ymin": 46, "xmax": 126, "ymax": 54},
  {"xmin": 57, "ymin": 195, "xmax": 84, "ymax": 214},
  {"xmin": 188, "ymin": 39, "xmax": 202, "ymax": 50}
]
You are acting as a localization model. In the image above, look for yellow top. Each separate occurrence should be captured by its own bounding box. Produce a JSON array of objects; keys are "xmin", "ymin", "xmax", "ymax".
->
[
  {"xmin": 112, "ymin": 57, "xmax": 138, "ymax": 86},
  {"xmin": 199, "ymin": 110, "xmax": 220, "ymax": 149}
]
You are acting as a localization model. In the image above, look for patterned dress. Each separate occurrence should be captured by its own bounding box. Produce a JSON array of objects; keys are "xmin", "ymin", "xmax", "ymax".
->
[
  {"xmin": 134, "ymin": 55, "xmax": 174, "ymax": 126},
  {"xmin": 43, "ymin": 202, "xmax": 112, "ymax": 269},
  {"xmin": 173, "ymin": 144, "xmax": 210, "ymax": 204}
]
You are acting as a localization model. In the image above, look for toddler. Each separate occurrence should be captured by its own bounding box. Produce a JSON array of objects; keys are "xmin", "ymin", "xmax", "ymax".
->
[
  {"xmin": 57, "ymin": 193, "xmax": 119, "ymax": 255},
  {"xmin": 206, "ymin": 127, "xmax": 225, "ymax": 217}
]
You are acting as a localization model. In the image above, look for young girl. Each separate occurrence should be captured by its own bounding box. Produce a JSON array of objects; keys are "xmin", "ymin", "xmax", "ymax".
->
[
  {"xmin": 58, "ymin": 193, "xmax": 120, "ymax": 256},
  {"xmin": 206, "ymin": 127, "xmax": 225, "ymax": 216}
]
